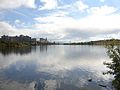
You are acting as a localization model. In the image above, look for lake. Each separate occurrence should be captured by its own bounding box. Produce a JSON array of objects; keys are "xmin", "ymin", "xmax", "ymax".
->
[{"xmin": 0, "ymin": 45, "xmax": 113, "ymax": 90}]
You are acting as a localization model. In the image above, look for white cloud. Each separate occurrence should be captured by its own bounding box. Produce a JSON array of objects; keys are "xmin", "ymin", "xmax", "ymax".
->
[
  {"xmin": 0, "ymin": 4, "xmax": 120, "ymax": 41},
  {"xmin": 74, "ymin": 0, "xmax": 88, "ymax": 12},
  {"xmin": 0, "ymin": 22, "xmax": 15, "ymax": 35},
  {"xmin": 24, "ymin": 0, "xmax": 36, "ymax": 8},
  {"xmin": 34, "ymin": 5, "xmax": 120, "ymax": 41},
  {"xmin": 35, "ymin": 5, "xmax": 120, "ymax": 32},
  {"xmin": 76, "ymin": 14, "xmax": 120, "ymax": 30},
  {"xmin": 0, "ymin": 0, "xmax": 36, "ymax": 10},
  {"xmin": 90, "ymin": 32, "xmax": 120, "ymax": 41},
  {"xmin": 39, "ymin": 0, "xmax": 58, "ymax": 10},
  {"xmin": 0, "ymin": 21, "xmax": 62, "ymax": 40},
  {"xmin": 87, "ymin": 5, "xmax": 117, "ymax": 16},
  {"xmin": 0, "ymin": 21, "xmax": 31, "ymax": 36}
]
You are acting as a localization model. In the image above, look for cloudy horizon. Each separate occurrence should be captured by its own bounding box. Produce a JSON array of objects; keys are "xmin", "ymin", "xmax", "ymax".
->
[{"xmin": 0, "ymin": 0, "xmax": 120, "ymax": 42}]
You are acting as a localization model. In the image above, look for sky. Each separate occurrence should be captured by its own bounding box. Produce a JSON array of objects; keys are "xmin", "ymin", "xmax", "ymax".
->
[{"xmin": 0, "ymin": 0, "xmax": 120, "ymax": 42}]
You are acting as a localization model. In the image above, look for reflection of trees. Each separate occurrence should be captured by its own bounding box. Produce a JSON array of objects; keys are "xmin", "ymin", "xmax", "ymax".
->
[
  {"xmin": 0, "ymin": 45, "xmax": 49, "ymax": 56},
  {"xmin": 0, "ymin": 46, "xmax": 32, "ymax": 55},
  {"xmin": 39, "ymin": 45, "xmax": 48, "ymax": 52},
  {"xmin": 104, "ymin": 45, "xmax": 120, "ymax": 90}
]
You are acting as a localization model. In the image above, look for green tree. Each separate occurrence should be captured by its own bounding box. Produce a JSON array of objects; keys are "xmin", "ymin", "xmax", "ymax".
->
[{"xmin": 104, "ymin": 44, "xmax": 120, "ymax": 90}]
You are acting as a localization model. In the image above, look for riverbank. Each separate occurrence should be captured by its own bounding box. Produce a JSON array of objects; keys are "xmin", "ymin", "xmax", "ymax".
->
[
  {"xmin": 63, "ymin": 39, "xmax": 120, "ymax": 45},
  {"xmin": 0, "ymin": 38, "xmax": 120, "ymax": 47},
  {"xmin": 0, "ymin": 41, "xmax": 30, "ymax": 48}
]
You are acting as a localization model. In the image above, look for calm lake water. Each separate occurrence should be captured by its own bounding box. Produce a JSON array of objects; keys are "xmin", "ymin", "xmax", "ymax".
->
[{"xmin": 0, "ymin": 45, "xmax": 113, "ymax": 90}]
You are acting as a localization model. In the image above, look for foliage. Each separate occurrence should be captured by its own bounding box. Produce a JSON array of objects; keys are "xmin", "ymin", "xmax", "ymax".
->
[
  {"xmin": 0, "ymin": 40, "xmax": 30, "ymax": 48},
  {"xmin": 104, "ymin": 44, "xmax": 120, "ymax": 90}
]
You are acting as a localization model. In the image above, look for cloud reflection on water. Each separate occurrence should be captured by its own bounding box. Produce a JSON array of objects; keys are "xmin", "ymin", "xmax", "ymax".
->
[{"xmin": 0, "ymin": 45, "xmax": 113, "ymax": 90}]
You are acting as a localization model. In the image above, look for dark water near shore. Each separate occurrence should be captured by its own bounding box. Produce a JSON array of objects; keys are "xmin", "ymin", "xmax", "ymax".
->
[{"xmin": 0, "ymin": 45, "xmax": 113, "ymax": 90}]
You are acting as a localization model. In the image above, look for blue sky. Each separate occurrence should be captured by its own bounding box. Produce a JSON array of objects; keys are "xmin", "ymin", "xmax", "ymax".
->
[{"xmin": 0, "ymin": 0, "xmax": 120, "ymax": 42}]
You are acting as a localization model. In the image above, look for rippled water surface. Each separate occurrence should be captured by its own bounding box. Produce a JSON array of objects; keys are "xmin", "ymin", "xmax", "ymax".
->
[{"xmin": 0, "ymin": 45, "xmax": 113, "ymax": 90}]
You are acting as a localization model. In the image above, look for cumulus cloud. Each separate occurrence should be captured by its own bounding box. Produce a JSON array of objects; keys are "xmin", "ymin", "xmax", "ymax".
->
[
  {"xmin": 39, "ymin": 0, "xmax": 58, "ymax": 10},
  {"xmin": 34, "ymin": 5, "xmax": 120, "ymax": 41},
  {"xmin": 87, "ymin": 5, "xmax": 117, "ymax": 15},
  {"xmin": 0, "ymin": 21, "xmax": 35, "ymax": 37},
  {"xmin": 0, "ymin": 0, "xmax": 120, "ymax": 42},
  {"xmin": 90, "ymin": 32, "xmax": 120, "ymax": 41},
  {"xmin": 74, "ymin": 0, "xmax": 88, "ymax": 12},
  {"xmin": 0, "ymin": 21, "xmax": 62, "ymax": 41},
  {"xmin": 0, "ymin": 0, "xmax": 36, "ymax": 9}
]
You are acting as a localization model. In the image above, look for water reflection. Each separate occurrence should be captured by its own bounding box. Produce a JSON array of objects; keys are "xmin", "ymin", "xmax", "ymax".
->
[
  {"xmin": 0, "ymin": 46, "xmax": 32, "ymax": 56},
  {"xmin": 0, "ymin": 45, "xmax": 112, "ymax": 90},
  {"xmin": 39, "ymin": 45, "xmax": 48, "ymax": 52}
]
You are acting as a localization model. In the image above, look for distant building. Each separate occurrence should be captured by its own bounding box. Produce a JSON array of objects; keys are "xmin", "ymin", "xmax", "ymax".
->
[
  {"xmin": 0, "ymin": 35, "xmax": 50, "ymax": 45},
  {"xmin": 1, "ymin": 35, "xmax": 31, "ymax": 43},
  {"xmin": 40, "ymin": 38, "xmax": 48, "ymax": 44},
  {"xmin": 31, "ymin": 38, "xmax": 37, "ymax": 45},
  {"xmin": 19, "ymin": 35, "xmax": 31, "ymax": 42},
  {"xmin": 1, "ymin": 35, "xmax": 9, "ymax": 42}
]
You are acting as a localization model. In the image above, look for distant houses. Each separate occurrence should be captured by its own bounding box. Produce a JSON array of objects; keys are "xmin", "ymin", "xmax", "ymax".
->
[
  {"xmin": 39, "ymin": 38, "xmax": 49, "ymax": 44},
  {"xmin": 31, "ymin": 38, "xmax": 37, "ymax": 45},
  {"xmin": 1, "ymin": 35, "xmax": 119, "ymax": 46},
  {"xmin": 0, "ymin": 35, "xmax": 50, "ymax": 45},
  {"xmin": 1, "ymin": 35, "xmax": 31, "ymax": 43}
]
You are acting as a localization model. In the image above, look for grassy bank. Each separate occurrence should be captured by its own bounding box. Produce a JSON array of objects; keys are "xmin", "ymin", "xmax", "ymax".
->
[{"xmin": 0, "ymin": 41, "xmax": 31, "ymax": 48}]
